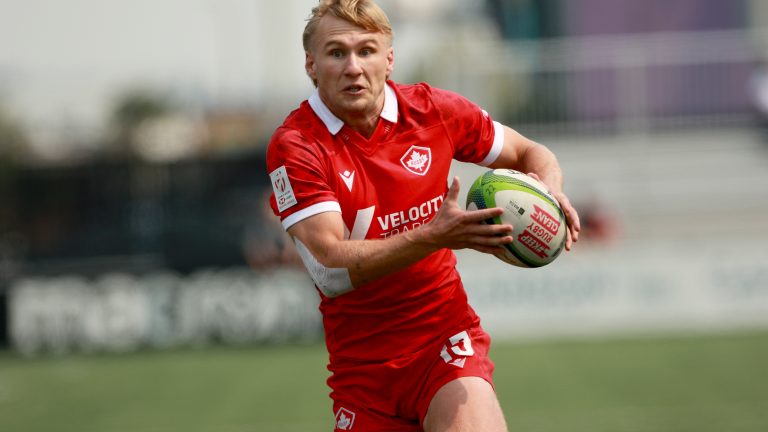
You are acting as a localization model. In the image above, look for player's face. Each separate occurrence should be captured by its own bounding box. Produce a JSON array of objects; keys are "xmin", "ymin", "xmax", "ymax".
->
[{"xmin": 306, "ymin": 14, "xmax": 394, "ymax": 126}]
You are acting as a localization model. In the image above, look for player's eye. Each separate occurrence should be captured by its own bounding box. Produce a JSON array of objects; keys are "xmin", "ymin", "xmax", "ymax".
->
[
  {"xmin": 330, "ymin": 49, "xmax": 344, "ymax": 58},
  {"xmin": 360, "ymin": 48, "xmax": 373, "ymax": 56}
]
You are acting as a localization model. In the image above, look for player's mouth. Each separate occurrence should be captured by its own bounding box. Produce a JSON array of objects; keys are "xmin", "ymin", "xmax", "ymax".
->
[{"xmin": 343, "ymin": 85, "xmax": 366, "ymax": 95}]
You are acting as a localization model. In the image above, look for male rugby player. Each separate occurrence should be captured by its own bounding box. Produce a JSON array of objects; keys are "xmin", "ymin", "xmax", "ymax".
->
[{"xmin": 267, "ymin": 1, "xmax": 580, "ymax": 430}]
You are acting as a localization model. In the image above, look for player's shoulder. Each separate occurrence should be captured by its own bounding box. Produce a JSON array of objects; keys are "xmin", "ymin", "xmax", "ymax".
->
[
  {"xmin": 392, "ymin": 81, "xmax": 470, "ymax": 112},
  {"xmin": 392, "ymin": 81, "xmax": 435, "ymax": 105},
  {"xmin": 273, "ymin": 101, "xmax": 316, "ymax": 137},
  {"xmin": 268, "ymin": 101, "xmax": 328, "ymax": 153}
]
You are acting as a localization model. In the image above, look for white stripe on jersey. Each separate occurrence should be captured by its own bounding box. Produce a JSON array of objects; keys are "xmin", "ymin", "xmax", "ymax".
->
[
  {"xmin": 282, "ymin": 201, "xmax": 341, "ymax": 230},
  {"xmin": 479, "ymin": 121, "xmax": 505, "ymax": 166},
  {"xmin": 347, "ymin": 206, "xmax": 376, "ymax": 240}
]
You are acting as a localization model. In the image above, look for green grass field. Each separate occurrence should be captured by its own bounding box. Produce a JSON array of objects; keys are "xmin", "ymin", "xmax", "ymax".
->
[{"xmin": 1, "ymin": 331, "xmax": 767, "ymax": 432}]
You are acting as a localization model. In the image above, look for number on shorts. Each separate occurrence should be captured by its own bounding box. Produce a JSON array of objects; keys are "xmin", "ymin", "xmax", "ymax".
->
[{"xmin": 440, "ymin": 330, "xmax": 474, "ymax": 367}]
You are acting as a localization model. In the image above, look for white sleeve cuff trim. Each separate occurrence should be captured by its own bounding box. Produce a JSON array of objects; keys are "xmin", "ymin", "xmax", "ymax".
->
[
  {"xmin": 282, "ymin": 201, "xmax": 341, "ymax": 230},
  {"xmin": 479, "ymin": 121, "xmax": 505, "ymax": 167}
]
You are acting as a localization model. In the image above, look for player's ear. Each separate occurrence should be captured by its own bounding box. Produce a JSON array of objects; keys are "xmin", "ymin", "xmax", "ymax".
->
[
  {"xmin": 305, "ymin": 51, "xmax": 318, "ymax": 83},
  {"xmin": 385, "ymin": 47, "xmax": 394, "ymax": 78}
]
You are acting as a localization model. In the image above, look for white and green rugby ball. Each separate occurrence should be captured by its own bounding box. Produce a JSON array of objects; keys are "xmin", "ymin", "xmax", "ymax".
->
[{"xmin": 466, "ymin": 169, "xmax": 566, "ymax": 268}]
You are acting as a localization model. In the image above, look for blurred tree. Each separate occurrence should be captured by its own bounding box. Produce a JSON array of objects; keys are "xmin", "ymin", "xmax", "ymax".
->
[
  {"xmin": 0, "ymin": 103, "xmax": 27, "ymax": 163},
  {"xmin": 484, "ymin": 0, "xmax": 563, "ymax": 40},
  {"xmin": 0, "ymin": 102, "xmax": 27, "ymax": 293},
  {"xmin": 107, "ymin": 88, "xmax": 171, "ymax": 159},
  {"xmin": 0, "ymin": 102, "xmax": 26, "ymax": 207}
]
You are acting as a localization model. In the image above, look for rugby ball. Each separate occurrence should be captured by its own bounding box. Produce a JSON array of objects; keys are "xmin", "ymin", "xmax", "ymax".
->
[{"xmin": 466, "ymin": 169, "xmax": 566, "ymax": 268}]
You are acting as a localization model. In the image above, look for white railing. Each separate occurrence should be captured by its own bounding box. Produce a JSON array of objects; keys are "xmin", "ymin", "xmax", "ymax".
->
[{"xmin": 419, "ymin": 28, "xmax": 768, "ymax": 135}]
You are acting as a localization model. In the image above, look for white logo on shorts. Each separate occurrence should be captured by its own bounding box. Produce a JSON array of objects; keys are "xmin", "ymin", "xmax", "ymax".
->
[
  {"xmin": 335, "ymin": 407, "xmax": 356, "ymax": 430},
  {"xmin": 440, "ymin": 330, "xmax": 475, "ymax": 368}
]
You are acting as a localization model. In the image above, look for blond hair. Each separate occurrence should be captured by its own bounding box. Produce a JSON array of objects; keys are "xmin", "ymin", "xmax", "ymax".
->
[{"xmin": 302, "ymin": 0, "xmax": 393, "ymax": 52}]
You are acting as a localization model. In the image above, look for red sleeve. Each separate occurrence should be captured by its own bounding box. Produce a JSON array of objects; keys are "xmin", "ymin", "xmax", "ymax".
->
[
  {"xmin": 266, "ymin": 127, "xmax": 338, "ymax": 228},
  {"xmin": 428, "ymin": 85, "xmax": 501, "ymax": 165}
]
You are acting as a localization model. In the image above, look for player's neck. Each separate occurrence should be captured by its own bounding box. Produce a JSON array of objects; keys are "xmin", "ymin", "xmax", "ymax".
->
[
  {"xmin": 340, "ymin": 94, "xmax": 386, "ymax": 139},
  {"xmin": 345, "ymin": 116, "xmax": 379, "ymax": 139}
]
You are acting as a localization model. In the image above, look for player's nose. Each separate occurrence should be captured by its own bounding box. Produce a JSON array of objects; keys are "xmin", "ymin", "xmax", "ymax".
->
[{"xmin": 344, "ymin": 54, "xmax": 363, "ymax": 75}]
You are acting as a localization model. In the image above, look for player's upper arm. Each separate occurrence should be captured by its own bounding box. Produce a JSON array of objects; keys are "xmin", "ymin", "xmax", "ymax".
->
[
  {"xmin": 287, "ymin": 211, "xmax": 344, "ymax": 262},
  {"xmin": 486, "ymin": 124, "xmax": 539, "ymax": 169}
]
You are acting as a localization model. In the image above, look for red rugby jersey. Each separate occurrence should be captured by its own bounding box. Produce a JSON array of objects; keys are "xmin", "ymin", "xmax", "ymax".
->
[{"xmin": 267, "ymin": 81, "xmax": 503, "ymax": 363}]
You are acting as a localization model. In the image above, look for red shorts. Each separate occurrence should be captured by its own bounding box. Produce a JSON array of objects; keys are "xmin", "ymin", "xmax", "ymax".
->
[{"xmin": 328, "ymin": 324, "xmax": 495, "ymax": 431}]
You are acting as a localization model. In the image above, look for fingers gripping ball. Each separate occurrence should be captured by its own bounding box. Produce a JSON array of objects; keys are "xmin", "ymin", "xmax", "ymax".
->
[{"xmin": 466, "ymin": 169, "xmax": 566, "ymax": 268}]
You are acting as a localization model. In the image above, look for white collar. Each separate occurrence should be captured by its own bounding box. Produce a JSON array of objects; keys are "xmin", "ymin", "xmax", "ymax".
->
[{"xmin": 308, "ymin": 84, "xmax": 399, "ymax": 136}]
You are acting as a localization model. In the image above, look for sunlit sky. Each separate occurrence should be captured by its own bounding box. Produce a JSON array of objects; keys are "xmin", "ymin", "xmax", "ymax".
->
[
  {"xmin": 0, "ymin": 0, "xmax": 323, "ymax": 133},
  {"xmin": 0, "ymin": 0, "xmax": 452, "ymax": 140}
]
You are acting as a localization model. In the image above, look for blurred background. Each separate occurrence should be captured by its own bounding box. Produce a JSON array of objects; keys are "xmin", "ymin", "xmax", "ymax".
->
[{"xmin": 1, "ymin": 1, "xmax": 768, "ymax": 431}]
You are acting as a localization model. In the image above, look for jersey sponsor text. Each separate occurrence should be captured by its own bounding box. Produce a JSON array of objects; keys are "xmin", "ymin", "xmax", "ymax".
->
[{"xmin": 377, "ymin": 194, "xmax": 443, "ymax": 238}]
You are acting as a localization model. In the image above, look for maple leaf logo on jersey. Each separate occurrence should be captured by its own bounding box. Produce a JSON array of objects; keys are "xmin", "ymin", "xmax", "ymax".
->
[
  {"xmin": 335, "ymin": 407, "xmax": 356, "ymax": 430},
  {"xmin": 400, "ymin": 145, "xmax": 432, "ymax": 176}
]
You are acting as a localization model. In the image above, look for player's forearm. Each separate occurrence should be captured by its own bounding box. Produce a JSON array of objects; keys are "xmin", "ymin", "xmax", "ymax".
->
[
  {"xmin": 520, "ymin": 143, "xmax": 564, "ymax": 193},
  {"xmin": 318, "ymin": 177, "xmax": 513, "ymax": 287},
  {"xmin": 288, "ymin": 180, "xmax": 510, "ymax": 294},
  {"xmin": 321, "ymin": 226, "xmax": 442, "ymax": 287},
  {"xmin": 287, "ymin": 211, "xmax": 445, "ymax": 295}
]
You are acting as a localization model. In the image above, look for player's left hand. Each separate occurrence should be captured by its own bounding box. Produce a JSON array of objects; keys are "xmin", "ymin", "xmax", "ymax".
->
[
  {"xmin": 527, "ymin": 172, "xmax": 580, "ymax": 251},
  {"xmin": 421, "ymin": 176, "xmax": 514, "ymax": 255}
]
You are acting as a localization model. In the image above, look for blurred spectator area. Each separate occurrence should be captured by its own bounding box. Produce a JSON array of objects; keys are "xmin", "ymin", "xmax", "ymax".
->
[{"xmin": 1, "ymin": 153, "xmax": 273, "ymax": 278}]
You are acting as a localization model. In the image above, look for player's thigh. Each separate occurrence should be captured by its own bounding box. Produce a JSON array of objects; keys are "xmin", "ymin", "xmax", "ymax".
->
[{"xmin": 422, "ymin": 376, "xmax": 508, "ymax": 432}]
